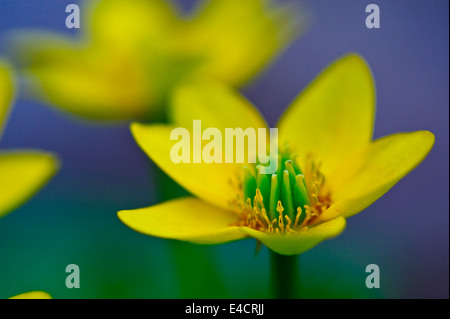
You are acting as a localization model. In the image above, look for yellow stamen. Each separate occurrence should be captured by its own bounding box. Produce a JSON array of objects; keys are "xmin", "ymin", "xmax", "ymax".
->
[{"xmin": 230, "ymin": 153, "xmax": 333, "ymax": 234}]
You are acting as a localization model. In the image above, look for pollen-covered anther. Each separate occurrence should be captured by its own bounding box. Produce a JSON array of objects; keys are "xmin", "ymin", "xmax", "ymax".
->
[
  {"xmin": 284, "ymin": 215, "xmax": 295, "ymax": 233},
  {"xmin": 294, "ymin": 207, "xmax": 302, "ymax": 229},
  {"xmin": 231, "ymin": 152, "xmax": 333, "ymax": 234},
  {"xmin": 277, "ymin": 201, "xmax": 285, "ymax": 232}
]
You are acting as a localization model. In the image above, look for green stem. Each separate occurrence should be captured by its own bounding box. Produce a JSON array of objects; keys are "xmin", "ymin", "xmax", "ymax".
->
[{"xmin": 270, "ymin": 251, "xmax": 299, "ymax": 299}]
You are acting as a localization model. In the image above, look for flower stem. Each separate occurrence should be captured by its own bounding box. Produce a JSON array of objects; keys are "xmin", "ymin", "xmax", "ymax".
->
[{"xmin": 270, "ymin": 251, "xmax": 299, "ymax": 299}]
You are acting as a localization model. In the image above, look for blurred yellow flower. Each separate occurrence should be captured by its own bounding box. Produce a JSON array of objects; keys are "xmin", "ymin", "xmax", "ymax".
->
[
  {"xmin": 0, "ymin": 61, "xmax": 59, "ymax": 218},
  {"xmin": 11, "ymin": 0, "xmax": 301, "ymax": 121},
  {"xmin": 118, "ymin": 54, "xmax": 434, "ymax": 255},
  {"xmin": 8, "ymin": 291, "xmax": 52, "ymax": 299}
]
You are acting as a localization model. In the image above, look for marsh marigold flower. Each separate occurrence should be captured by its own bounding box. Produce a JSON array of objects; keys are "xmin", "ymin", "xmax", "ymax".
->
[
  {"xmin": 0, "ymin": 61, "xmax": 59, "ymax": 218},
  {"xmin": 11, "ymin": 0, "xmax": 301, "ymax": 121},
  {"xmin": 118, "ymin": 54, "xmax": 434, "ymax": 255}
]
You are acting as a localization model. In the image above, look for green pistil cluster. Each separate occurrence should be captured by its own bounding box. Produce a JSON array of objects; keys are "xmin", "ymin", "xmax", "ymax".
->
[{"xmin": 242, "ymin": 152, "xmax": 310, "ymax": 226}]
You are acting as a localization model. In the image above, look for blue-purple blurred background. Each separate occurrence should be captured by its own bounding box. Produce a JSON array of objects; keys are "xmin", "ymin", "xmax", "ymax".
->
[{"xmin": 0, "ymin": 0, "xmax": 448, "ymax": 298}]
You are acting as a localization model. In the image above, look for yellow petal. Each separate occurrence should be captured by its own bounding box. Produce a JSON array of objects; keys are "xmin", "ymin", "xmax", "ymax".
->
[
  {"xmin": 131, "ymin": 123, "xmax": 238, "ymax": 210},
  {"xmin": 315, "ymin": 131, "xmax": 435, "ymax": 223},
  {"xmin": 242, "ymin": 217, "xmax": 346, "ymax": 255},
  {"xmin": 0, "ymin": 152, "xmax": 59, "ymax": 218},
  {"xmin": 118, "ymin": 197, "xmax": 247, "ymax": 244},
  {"xmin": 0, "ymin": 60, "xmax": 14, "ymax": 138},
  {"xmin": 9, "ymin": 291, "xmax": 52, "ymax": 299},
  {"xmin": 186, "ymin": 0, "xmax": 301, "ymax": 85},
  {"xmin": 170, "ymin": 79, "xmax": 267, "ymax": 130},
  {"xmin": 277, "ymin": 54, "xmax": 375, "ymax": 175},
  {"xmin": 88, "ymin": 0, "xmax": 177, "ymax": 53}
]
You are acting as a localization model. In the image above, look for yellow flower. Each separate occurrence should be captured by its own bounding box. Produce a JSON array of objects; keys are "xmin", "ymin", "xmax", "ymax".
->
[
  {"xmin": 8, "ymin": 291, "xmax": 52, "ymax": 299},
  {"xmin": 118, "ymin": 54, "xmax": 434, "ymax": 255},
  {"xmin": 0, "ymin": 61, "xmax": 59, "ymax": 218},
  {"xmin": 11, "ymin": 0, "xmax": 301, "ymax": 121}
]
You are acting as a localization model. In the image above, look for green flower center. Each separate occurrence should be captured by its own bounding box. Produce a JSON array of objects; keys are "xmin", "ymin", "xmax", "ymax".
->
[{"xmin": 231, "ymin": 149, "xmax": 332, "ymax": 234}]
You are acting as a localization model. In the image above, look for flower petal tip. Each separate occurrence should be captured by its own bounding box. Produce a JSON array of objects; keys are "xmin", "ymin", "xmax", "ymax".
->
[{"xmin": 421, "ymin": 130, "xmax": 435, "ymax": 145}]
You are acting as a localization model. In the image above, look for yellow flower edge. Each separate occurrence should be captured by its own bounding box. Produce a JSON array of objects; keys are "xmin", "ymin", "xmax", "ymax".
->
[
  {"xmin": 119, "ymin": 54, "xmax": 435, "ymax": 255},
  {"xmin": 9, "ymin": 291, "xmax": 52, "ymax": 299},
  {"xmin": 0, "ymin": 61, "xmax": 60, "ymax": 218},
  {"xmin": 0, "ymin": 59, "xmax": 14, "ymax": 138},
  {"xmin": 0, "ymin": 151, "xmax": 60, "ymax": 218}
]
